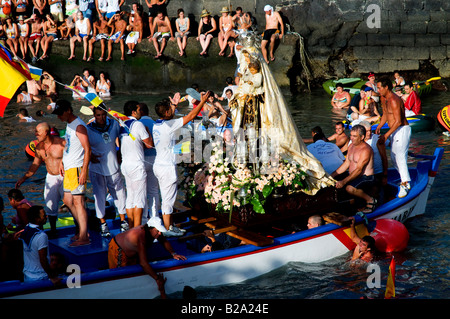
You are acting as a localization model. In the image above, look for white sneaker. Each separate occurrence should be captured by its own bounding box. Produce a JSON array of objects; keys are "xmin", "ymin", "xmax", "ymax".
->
[
  {"xmin": 397, "ymin": 184, "xmax": 409, "ymax": 198},
  {"xmin": 170, "ymin": 225, "xmax": 186, "ymax": 233},
  {"xmin": 162, "ymin": 226, "xmax": 184, "ymax": 237}
]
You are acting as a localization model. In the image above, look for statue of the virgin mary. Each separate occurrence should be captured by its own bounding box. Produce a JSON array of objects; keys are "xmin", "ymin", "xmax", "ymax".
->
[{"xmin": 229, "ymin": 31, "xmax": 335, "ymax": 195}]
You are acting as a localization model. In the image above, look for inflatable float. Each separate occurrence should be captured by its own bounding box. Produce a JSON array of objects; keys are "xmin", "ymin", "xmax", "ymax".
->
[
  {"xmin": 437, "ymin": 104, "xmax": 450, "ymax": 133},
  {"xmin": 345, "ymin": 113, "xmax": 435, "ymax": 134}
]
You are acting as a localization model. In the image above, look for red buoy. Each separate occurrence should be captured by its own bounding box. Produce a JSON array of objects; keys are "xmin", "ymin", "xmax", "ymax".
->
[{"xmin": 370, "ymin": 219, "xmax": 409, "ymax": 252}]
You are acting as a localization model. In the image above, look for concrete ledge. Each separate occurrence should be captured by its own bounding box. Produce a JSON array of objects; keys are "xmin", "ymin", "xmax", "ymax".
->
[{"xmin": 38, "ymin": 34, "xmax": 299, "ymax": 94}]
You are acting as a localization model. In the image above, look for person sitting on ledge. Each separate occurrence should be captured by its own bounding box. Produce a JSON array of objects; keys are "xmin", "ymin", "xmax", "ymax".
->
[
  {"xmin": 125, "ymin": 2, "xmax": 143, "ymax": 55},
  {"xmin": 150, "ymin": 11, "xmax": 174, "ymax": 59},
  {"xmin": 261, "ymin": 4, "xmax": 284, "ymax": 64}
]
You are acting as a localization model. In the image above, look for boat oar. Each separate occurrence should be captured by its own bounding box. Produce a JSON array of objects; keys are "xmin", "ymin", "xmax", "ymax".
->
[
  {"xmin": 80, "ymin": 105, "xmax": 94, "ymax": 116},
  {"xmin": 414, "ymin": 76, "xmax": 441, "ymax": 85}
]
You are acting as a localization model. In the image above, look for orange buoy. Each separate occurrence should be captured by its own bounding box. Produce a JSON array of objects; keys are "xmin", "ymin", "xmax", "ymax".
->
[
  {"xmin": 25, "ymin": 139, "xmax": 39, "ymax": 160},
  {"xmin": 370, "ymin": 219, "xmax": 409, "ymax": 253}
]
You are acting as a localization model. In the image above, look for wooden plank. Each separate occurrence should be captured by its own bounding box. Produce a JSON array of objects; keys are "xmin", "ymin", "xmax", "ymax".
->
[
  {"xmin": 226, "ymin": 229, "xmax": 274, "ymax": 247},
  {"xmin": 204, "ymin": 220, "xmax": 231, "ymax": 230},
  {"xmin": 173, "ymin": 201, "xmax": 191, "ymax": 213},
  {"xmin": 175, "ymin": 217, "xmax": 216, "ymax": 228},
  {"xmin": 178, "ymin": 225, "xmax": 237, "ymax": 241}
]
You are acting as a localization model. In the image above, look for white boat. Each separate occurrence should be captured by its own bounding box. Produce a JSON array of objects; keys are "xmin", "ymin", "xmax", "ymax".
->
[{"xmin": 0, "ymin": 147, "xmax": 443, "ymax": 299}]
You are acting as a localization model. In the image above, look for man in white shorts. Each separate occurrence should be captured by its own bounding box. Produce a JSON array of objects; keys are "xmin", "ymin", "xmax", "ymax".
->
[
  {"xmin": 119, "ymin": 101, "xmax": 153, "ymax": 228},
  {"xmin": 53, "ymin": 100, "xmax": 91, "ymax": 247},
  {"xmin": 137, "ymin": 103, "xmax": 166, "ymax": 232},
  {"xmin": 87, "ymin": 107, "xmax": 128, "ymax": 237},
  {"xmin": 152, "ymin": 91, "xmax": 210, "ymax": 236},
  {"xmin": 16, "ymin": 122, "xmax": 66, "ymax": 238},
  {"xmin": 376, "ymin": 77, "xmax": 411, "ymax": 198}
]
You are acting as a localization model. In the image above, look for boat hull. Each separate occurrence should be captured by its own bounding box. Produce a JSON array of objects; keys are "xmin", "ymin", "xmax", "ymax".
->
[{"xmin": 0, "ymin": 149, "xmax": 443, "ymax": 299}]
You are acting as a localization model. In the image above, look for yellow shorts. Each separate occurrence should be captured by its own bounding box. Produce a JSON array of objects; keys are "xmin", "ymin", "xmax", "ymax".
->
[{"xmin": 63, "ymin": 167, "xmax": 87, "ymax": 195}]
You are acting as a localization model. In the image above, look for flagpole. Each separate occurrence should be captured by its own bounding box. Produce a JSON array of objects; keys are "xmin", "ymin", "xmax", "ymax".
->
[{"xmin": 54, "ymin": 80, "xmax": 136, "ymax": 140}]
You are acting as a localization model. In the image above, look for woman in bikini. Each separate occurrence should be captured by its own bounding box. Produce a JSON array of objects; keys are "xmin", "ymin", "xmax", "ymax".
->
[
  {"xmin": 358, "ymin": 87, "xmax": 381, "ymax": 124},
  {"xmin": 218, "ymin": 6, "xmax": 234, "ymax": 57},
  {"xmin": 331, "ymin": 83, "xmax": 351, "ymax": 109},
  {"xmin": 174, "ymin": 8, "xmax": 189, "ymax": 57}
]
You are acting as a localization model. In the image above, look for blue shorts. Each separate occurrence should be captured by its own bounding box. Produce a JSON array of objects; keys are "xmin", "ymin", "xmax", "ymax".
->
[
  {"xmin": 106, "ymin": 11, "xmax": 118, "ymax": 19},
  {"xmin": 348, "ymin": 174, "xmax": 375, "ymax": 189}
]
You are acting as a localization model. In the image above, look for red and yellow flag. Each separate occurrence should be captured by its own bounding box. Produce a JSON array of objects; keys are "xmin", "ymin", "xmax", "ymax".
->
[
  {"xmin": 0, "ymin": 43, "xmax": 32, "ymax": 117},
  {"xmin": 385, "ymin": 256, "xmax": 396, "ymax": 299}
]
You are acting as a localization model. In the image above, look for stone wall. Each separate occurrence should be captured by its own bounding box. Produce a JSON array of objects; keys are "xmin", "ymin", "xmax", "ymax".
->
[
  {"xmin": 39, "ymin": 0, "xmax": 450, "ymax": 93},
  {"xmin": 277, "ymin": 0, "xmax": 450, "ymax": 81}
]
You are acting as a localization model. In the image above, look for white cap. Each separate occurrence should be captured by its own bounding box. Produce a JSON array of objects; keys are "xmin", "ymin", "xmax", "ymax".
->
[
  {"xmin": 264, "ymin": 5, "xmax": 273, "ymax": 12},
  {"xmin": 147, "ymin": 216, "xmax": 168, "ymax": 232}
]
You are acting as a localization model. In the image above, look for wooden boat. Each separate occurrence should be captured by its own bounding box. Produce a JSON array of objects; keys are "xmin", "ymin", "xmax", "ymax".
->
[
  {"xmin": 344, "ymin": 114, "xmax": 435, "ymax": 133},
  {"xmin": 0, "ymin": 148, "xmax": 443, "ymax": 299}
]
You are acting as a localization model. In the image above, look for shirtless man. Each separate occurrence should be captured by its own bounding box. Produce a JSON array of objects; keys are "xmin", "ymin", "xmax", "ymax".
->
[
  {"xmin": 33, "ymin": 0, "xmax": 47, "ymax": 16},
  {"xmin": 232, "ymin": 6, "xmax": 252, "ymax": 35},
  {"xmin": 261, "ymin": 5, "xmax": 284, "ymax": 64},
  {"xmin": 331, "ymin": 125, "xmax": 377, "ymax": 214},
  {"xmin": 40, "ymin": 14, "xmax": 58, "ymax": 60},
  {"xmin": 375, "ymin": 77, "xmax": 411, "ymax": 198},
  {"xmin": 88, "ymin": 13, "xmax": 110, "ymax": 61},
  {"xmin": 348, "ymin": 217, "xmax": 375, "ymax": 263},
  {"xmin": 145, "ymin": 0, "xmax": 166, "ymax": 35},
  {"xmin": 26, "ymin": 14, "xmax": 43, "ymax": 63},
  {"xmin": 328, "ymin": 121, "xmax": 350, "ymax": 155},
  {"xmin": 218, "ymin": 6, "xmax": 234, "ymax": 57},
  {"xmin": 106, "ymin": 12, "xmax": 127, "ymax": 61},
  {"xmin": 108, "ymin": 223, "xmax": 186, "ymax": 298},
  {"xmin": 125, "ymin": 2, "xmax": 143, "ymax": 55},
  {"xmin": 150, "ymin": 11, "xmax": 173, "ymax": 58},
  {"xmin": 16, "ymin": 122, "xmax": 66, "ymax": 236}
]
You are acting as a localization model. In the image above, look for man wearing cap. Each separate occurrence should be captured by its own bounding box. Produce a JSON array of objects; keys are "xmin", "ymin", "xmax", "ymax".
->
[
  {"xmin": 53, "ymin": 100, "xmax": 91, "ymax": 247},
  {"xmin": 261, "ymin": 5, "xmax": 284, "ymax": 64},
  {"xmin": 376, "ymin": 77, "xmax": 411, "ymax": 198},
  {"xmin": 16, "ymin": 122, "xmax": 66, "ymax": 238},
  {"xmin": 86, "ymin": 107, "xmax": 128, "ymax": 237},
  {"xmin": 365, "ymin": 72, "xmax": 380, "ymax": 102}
]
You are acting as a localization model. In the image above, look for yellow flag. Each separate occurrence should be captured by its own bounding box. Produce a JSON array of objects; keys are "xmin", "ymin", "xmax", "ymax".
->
[{"xmin": 385, "ymin": 256, "xmax": 396, "ymax": 299}]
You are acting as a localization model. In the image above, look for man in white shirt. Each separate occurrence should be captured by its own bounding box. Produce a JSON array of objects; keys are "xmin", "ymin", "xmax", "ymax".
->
[
  {"xmin": 119, "ymin": 101, "xmax": 153, "ymax": 228},
  {"xmin": 87, "ymin": 107, "xmax": 128, "ymax": 237},
  {"xmin": 21, "ymin": 205, "xmax": 60, "ymax": 284},
  {"xmin": 307, "ymin": 132, "xmax": 345, "ymax": 175},
  {"xmin": 53, "ymin": 100, "xmax": 91, "ymax": 247},
  {"xmin": 152, "ymin": 91, "xmax": 210, "ymax": 236},
  {"xmin": 137, "ymin": 103, "xmax": 166, "ymax": 232}
]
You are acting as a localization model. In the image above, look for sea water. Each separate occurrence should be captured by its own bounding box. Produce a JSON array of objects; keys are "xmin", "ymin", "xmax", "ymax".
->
[{"xmin": 1, "ymin": 88, "xmax": 449, "ymax": 299}]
